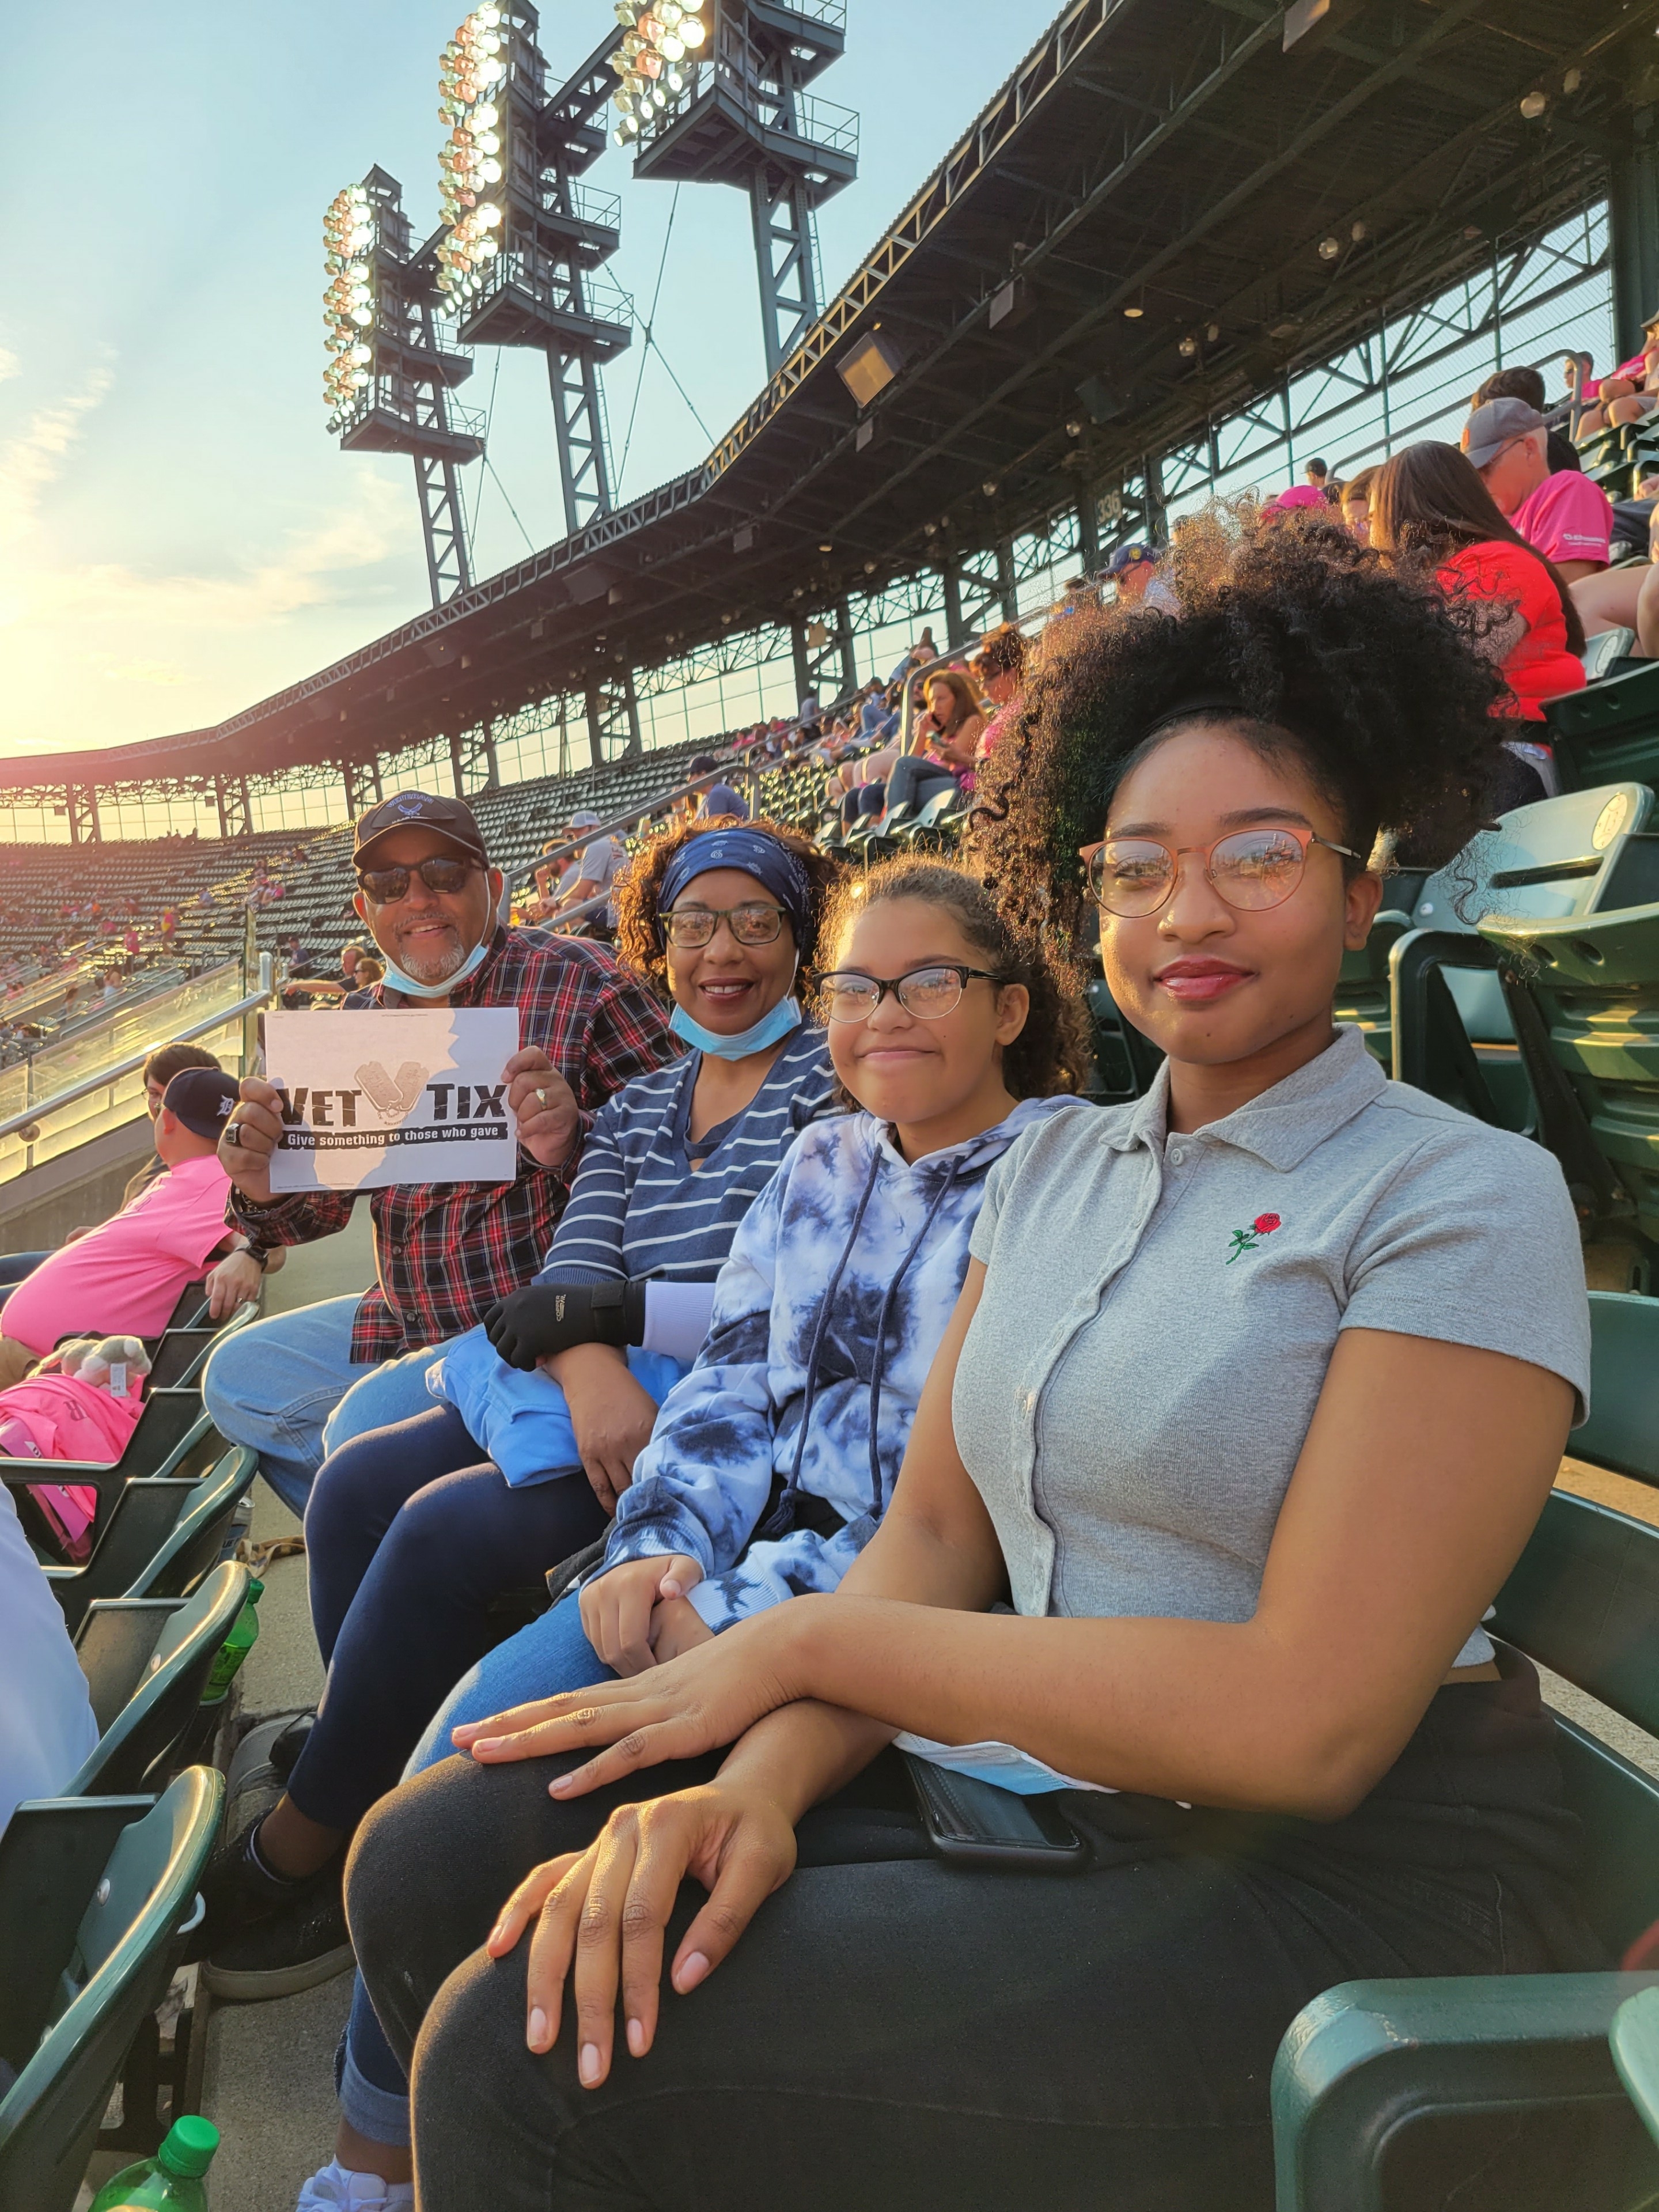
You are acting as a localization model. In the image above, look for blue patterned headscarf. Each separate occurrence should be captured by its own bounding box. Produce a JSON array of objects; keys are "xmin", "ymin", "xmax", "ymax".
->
[{"xmin": 656, "ymin": 827, "xmax": 813, "ymax": 948}]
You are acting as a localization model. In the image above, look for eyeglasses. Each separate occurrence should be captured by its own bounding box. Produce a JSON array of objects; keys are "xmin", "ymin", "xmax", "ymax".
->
[
  {"xmin": 1085, "ymin": 826, "xmax": 1361, "ymax": 918},
  {"xmin": 815, "ymin": 964, "xmax": 1004, "ymax": 1024},
  {"xmin": 663, "ymin": 902, "xmax": 788, "ymax": 950},
  {"xmin": 356, "ymin": 856, "xmax": 479, "ymax": 904}
]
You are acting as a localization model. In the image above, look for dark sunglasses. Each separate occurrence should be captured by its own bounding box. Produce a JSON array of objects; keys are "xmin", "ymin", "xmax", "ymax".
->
[{"xmin": 356, "ymin": 856, "xmax": 480, "ymax": 904}]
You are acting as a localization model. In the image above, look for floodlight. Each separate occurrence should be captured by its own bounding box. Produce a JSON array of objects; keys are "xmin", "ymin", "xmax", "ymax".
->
[{"xmin": 836, "ymin": 328, "xmax": 903, "ymax": 408}]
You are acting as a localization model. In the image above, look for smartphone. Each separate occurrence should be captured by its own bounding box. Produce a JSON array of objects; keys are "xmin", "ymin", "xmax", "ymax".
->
[{"xmin": 903, "ymin": 1753, "xmax": 1090, "ymax": 1874}]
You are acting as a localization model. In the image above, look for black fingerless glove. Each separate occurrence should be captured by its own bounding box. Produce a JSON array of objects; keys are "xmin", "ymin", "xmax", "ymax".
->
[{"xmin": 482, "ymin": 1279, "xmax": 648, "ymax": 1372}]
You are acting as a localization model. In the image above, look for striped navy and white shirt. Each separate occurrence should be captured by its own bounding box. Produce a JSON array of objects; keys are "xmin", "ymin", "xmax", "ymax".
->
[{"xmin": 534, "ymin": 1024, "xmax": 837, "ymax": 1287}]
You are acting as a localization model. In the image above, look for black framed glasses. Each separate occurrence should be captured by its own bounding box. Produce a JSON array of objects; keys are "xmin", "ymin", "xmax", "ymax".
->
[
  {"xmin": 1084, "ymin": 826, "xmax": 1361, "ymax": 918},
  {"xmin": 815, "ymin": 964, "xmax": 1005, "ymax": 1024},
  {"xmin": 664, "ymin": 903, "xmax": 788, "ymax": 950},
  {"xmin": 357, "ymin": 856, "xmax": 480, "ymax": 904}
]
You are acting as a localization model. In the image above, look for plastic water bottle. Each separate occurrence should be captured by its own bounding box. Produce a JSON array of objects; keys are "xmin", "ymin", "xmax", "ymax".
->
[
  {"xmin": 200, "ymin": 1575, "xmax": 265, "ymax": 1707},
  {"xmin": 89, "ymin": 2115, "xmax": 220, "ymax": 2209}
]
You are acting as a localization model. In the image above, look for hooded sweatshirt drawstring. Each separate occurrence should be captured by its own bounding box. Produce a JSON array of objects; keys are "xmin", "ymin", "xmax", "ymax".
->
[
  {"xmin": 864, "ymin": 1158, "xmax": 962, "ymax": 1519},
  {"xmin": 758, "ymin": 1145, "xmax": 883, "ymax": 1543}
]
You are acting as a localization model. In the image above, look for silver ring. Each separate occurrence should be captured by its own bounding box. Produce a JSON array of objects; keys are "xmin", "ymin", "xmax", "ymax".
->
[
  {"xmin": 535, "ymin": 1088, "xmax": 550, "ymax": 1106},
  {"xmin": 225, "ymin": 1118, "xmax": 241, "ymax": 1147}
]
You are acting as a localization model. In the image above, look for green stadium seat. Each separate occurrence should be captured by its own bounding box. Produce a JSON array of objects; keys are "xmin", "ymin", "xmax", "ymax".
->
[
  {"xmin": 39, "ymin": 1444, "xmax": 257, "ymax": 1635},
  {"xmin": 1550, "ymin": 664, "xmax": 1659, "ymax": 792},
  {"xmin": 894, "ymin": 786, "xmax": 967, "ymax": 849},
  {"xmin": 1387, "ymin": 786, "xmax": 1653, "ymax": 1134},
  {"xmin": 1, "ymin": 1389, "xmax": 223, "ymax": 1575},
  {"xmin": 1272, "ymin": 1290, "xmax": 1659, "ymax": 2208},
  {"xmin": 65, "ymin": 1560, "xmax": 249, "ymax": 1797},
  {"xmin": 1475, "ymin": 830, "xmax": 1659, "ymax": 1266},
  {"xmin": 1082, "ymin": 978, "xmax": 1163, "ymax": 1103},
  {"xmin": 1582, "ymin": 630, "xmax": 1638, "ymax": 684},
  {"xmin": 1331, "ymin": 885, "xmax": 1422, "ymax": 1070},
  {"xmin": 1612, "ymin": 1986, "xmax": 1659, "ymax": 2150},
  {"xmin": 0, "ymin": 1767, "xmax": 222, "ymax": 2212}
]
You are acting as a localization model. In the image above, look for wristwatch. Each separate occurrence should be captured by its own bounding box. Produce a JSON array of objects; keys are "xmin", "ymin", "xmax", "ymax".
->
[{"xmin": 235, "ymin": 1241, "xmax": 273, "ymax": 1273}]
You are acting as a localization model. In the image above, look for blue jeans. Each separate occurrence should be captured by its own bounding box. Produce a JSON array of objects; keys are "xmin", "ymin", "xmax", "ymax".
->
[
  {"xmin": 0, "ymin": 1253, "xmax": 47, "ymax": 1314},
  {"xmin": 199, "ymin": 1294, "xmax": 438, "ymax": 1516},
  {"xmin": 339, "ymin": 1593, "xmax": 613, "ymax": 2146}
]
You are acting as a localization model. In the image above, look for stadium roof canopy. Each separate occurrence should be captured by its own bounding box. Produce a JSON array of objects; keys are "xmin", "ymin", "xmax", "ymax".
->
[{"xmin": 16, "ymin": 0, "xmax": 1659, "ymax": 800}]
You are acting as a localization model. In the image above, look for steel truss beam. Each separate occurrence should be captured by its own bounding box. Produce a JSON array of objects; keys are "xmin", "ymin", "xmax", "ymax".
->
[
  {"xmin": 550, "ymin": 349, "xmax": 614, "ymax": 534},
  {"xmin": 63, "ymin": 785, "xmax": 101, "ymax": 847},
  {"xmin": 414, "ymin": 450, "xmax": 474, "ymax": 605},
  {"xmin": 790, "ymin": 600, "xmax": 856, "ymax": 712},
  {"xmin": 752, "ymin": 169, "xmax": 822, "ymax": 378},
  {"xmin": 449, "ymin": 721, "xmax": 501, "ymax": 797},
  {"xmin": 584, "ymin": 672, "xmax": 641, "ymax": 769}
]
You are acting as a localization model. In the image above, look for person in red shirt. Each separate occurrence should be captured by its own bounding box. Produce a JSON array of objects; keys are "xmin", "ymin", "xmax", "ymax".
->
[
  {"xmin": 1371, "ymin": 441, "xmax": 1585, "ymax": 808},
  {"xmin": 1461, "ymin": 397, "xmax": 1612, "ymax": 581}
]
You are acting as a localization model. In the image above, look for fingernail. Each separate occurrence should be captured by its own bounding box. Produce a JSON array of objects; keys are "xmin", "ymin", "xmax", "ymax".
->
[
  {"xmin": 676, "ymin": 1951, "xmax": 711, "ymax": 1991},
  {"xmin": 548, "ymin": 1772, "xmax": 573, "ymax": 1795},
  {"xmin": 579, "ymin": 2043, "xmax": 603, "ymax": 2085},
  {"xmin": 471, "ymin": 1737, "xmax": 502, "ymax": 1758},
  {"xmin": 626, "ymin": 2017, "xmax": 646, "ymax": 2056},
  {"xmin": 528, "ymin": 2007, "xmax": 548, "ymax": 2050}
]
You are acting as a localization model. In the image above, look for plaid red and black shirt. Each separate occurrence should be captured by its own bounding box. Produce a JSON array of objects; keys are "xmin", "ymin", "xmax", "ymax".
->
[{"xmin": 231, "ymin": 925, "xmax": 678, "ymax": 1362}]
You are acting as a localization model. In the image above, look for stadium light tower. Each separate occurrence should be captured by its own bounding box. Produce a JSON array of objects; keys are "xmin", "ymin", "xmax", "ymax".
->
[
  {"xmin": 437, "ymin": 3, "xmax": 633, "ymax": 537},
  {"xmin": 323, "ymin": 169, "xmax": 484, "ymax": 607},
  {"xmin": 612, "ymin": 2, "xmax": 859, "ymax": 377}
]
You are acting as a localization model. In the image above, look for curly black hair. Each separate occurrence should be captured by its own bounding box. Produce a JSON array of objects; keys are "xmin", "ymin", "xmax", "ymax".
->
[
  {"xmin": 612, "ymin": 816, "xmax": 844, "ymax": 994},
  {"xmin": 971, "ymin": 507, "xmax": 1513, "ymax": 968},
  {"xmin": 816, "ymin": 856, "xmax": 1092, "ymax": 1101}
]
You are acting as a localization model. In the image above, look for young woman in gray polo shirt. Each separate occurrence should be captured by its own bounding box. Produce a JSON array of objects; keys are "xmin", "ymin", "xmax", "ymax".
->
[{"xmin": 347, "ymin": 524, "xmax": 1599, "ymax": 2212}]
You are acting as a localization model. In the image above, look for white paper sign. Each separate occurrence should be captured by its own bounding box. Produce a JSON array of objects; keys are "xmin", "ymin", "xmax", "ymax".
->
[{"xmin": 264, "ymin": 1007, "xmax": 521, "ymax": 1192}]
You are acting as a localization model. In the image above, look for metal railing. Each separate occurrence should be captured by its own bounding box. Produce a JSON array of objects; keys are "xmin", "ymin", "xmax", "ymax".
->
[{"xmin": 0, "ymin": 955, "xmax": 274, "ymax": 1188}]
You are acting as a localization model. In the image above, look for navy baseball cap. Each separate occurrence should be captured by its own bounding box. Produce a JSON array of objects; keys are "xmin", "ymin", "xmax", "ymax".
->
[
  {"xmin": 353, "ymin": 791, "xmax": 488, "ymax": 869},
  {"xmin": 1105, "ymin": 543, "xmax": 1157, "ymax": 577},
  {"xmin": 162, "ymin": 1067, "xmax": 241, "ymax": 1139}
]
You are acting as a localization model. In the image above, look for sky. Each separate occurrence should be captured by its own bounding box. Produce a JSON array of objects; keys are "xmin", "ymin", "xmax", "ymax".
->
[{"xmin": 0, "ymin": 0, "xmax": 1062, "ymax": 763}]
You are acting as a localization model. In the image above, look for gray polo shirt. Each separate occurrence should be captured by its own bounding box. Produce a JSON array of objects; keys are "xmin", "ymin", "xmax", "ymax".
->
[{"xmin": 955, "ymin": 1025, "xmax": 1590, "ymax": 1669}]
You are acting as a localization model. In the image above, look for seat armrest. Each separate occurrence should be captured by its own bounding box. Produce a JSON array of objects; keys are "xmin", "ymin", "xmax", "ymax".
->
[
  {"xmin": 0, "ymin": 1797, "xmax": 157, "ymax": 2069},
  {"xmin": 1273, "ymin": 1972, "xmax": 1659, "ymax": 2212}
]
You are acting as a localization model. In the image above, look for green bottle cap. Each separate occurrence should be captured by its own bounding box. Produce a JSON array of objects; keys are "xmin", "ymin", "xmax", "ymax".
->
[
  {"xmin": 248, "ymin": 1577, "xmax": 266, "ymax": 1604},
  {"xmin": 157, "ymin": 2115, "xmax": 219, "ymax": 2178}
]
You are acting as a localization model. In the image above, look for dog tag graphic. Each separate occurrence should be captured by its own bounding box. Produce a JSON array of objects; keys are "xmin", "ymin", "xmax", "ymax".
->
[{"xmin": 357, "ymin": 1060, "xmax": 427, "ymax": 1120}]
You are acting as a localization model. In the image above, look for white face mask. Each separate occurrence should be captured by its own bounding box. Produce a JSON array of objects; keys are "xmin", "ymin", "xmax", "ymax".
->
[{"xmin": 378, "ymin": 938, "xmax": 491, "ymax": 1001}]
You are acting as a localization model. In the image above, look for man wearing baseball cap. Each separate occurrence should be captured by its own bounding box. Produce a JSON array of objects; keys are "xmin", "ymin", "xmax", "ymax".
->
[
  {"xmin": 1105, "ymin": 542, "xmax": 1179, "ymax": 613},
  {"xmin": 1462, "ymin": 395, "xmax": 1612, "ymax": 581},
  {"xmin": 203, "ymin": 790, "xmax": 676, "ymax": 1512},
  {"xmin": 0, "ymin": 1067, "xmax": 242, "ymax": 1388},
  {"xmin": 549, "ymin": 809, "xmax": 627, "ymax": 937}
]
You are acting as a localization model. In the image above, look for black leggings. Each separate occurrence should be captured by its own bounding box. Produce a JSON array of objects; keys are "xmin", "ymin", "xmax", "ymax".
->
[
  {"xmin": 348, "ymin": 1657, "xmax": 1601, "ymax": 2211},
  {"xmin": 287, "ymin": 1403, "xmax": 608, "ymax": 1832}
]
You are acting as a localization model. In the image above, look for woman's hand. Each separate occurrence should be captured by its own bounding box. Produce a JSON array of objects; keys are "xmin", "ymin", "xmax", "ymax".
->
[
  {"xmin": 579, "ymin": 1553, "xmax": 705, "ymax": 1676},
  {"xmin": 487, "ymin": 1775, "xmax": 798, "ymax": 2086},
  {"xmin": 547, "ymin": 1344, "xmax": 660, "ymax": 1513},
  {"xmin": 452, "ymin": 1601, "xmax": 809, "ymax": 1794}
]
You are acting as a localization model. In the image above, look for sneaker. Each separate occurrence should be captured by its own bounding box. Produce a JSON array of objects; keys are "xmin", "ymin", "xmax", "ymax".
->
[
  {"xmin": 202, "ymin": 1868, "xmax": 353, "ymax": 2001},
  {"xmin": 295, "ymin": 2160, "xmax": 414, "ymax": 2210}
]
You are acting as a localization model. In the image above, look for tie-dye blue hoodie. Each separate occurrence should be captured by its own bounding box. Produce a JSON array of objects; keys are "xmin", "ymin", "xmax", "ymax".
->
[{"xmin": 598, "ymin": 1093, "xmax": 1073, "ymax": 1630}]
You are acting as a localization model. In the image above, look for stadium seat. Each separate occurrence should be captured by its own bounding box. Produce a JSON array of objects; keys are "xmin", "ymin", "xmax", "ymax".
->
[
  {"xmin": 1331, "ymin": 882, "xmax": 1423, "ymax": 1070},
  {"xmin": 1082, "ymin": 978, "xmax": 1163, "ymax": 1103},
  {"xmin": 1387, "ymin": 783, "xmax": 1655, "ymax": 1140},
  {"xmin": 1474, "ymin": 825, "xmax": 1659, "ymax": 1266},
  {"xmin": 0, "ymin": 1766, "xmax": 222, "ymax": 2212},
  {"xmin": 39, "ymin": 1443, "xmax": 258, "ymax": 1635},
  {"xmin": 1, "ymin": 1389, "xmax": 224, "ymax": 1577},
  {"xmin": 1611, "ymin": 1986, "xmax": 1659, "ymax": 2151},
  {"xmin": 1550, "ymin": 664, "xmax": 1659, "ymax": 792},
  {"xmin": 1271, "ymin": 1290, "xmax": 1659, "ymax": 2208},
  {"xmin": 1582, "ymin": 629, "xmax": 1638, "ymax": 684},
  {"xmin": 64, "ymin": 1560, "xmax": 249, "ymax": 1798}
]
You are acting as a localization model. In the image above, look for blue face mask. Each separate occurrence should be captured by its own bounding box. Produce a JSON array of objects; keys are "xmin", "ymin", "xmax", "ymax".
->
[
  {"xmin": 670, "ymin": 994, "xmax": 803, "ymax": 1061},
  {"xmin": 378, "ymin": 938, "xmax": 491, "ymax": 1002}
]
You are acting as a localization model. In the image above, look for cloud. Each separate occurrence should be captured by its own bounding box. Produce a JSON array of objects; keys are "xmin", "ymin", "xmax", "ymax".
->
[
  {"xmin": 0, "ymin": 349, "xmax": 18, "ymax": 384},
  {"xmin": 0, "ymin": 361, "xmax": 115, "ymax": 540}
]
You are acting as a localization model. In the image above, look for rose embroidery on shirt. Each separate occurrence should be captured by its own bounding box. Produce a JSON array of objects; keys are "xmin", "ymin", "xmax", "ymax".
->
[{"xmin": 1226, "ymin": 1213, "xmax": 1282, "ymax": 1263}]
